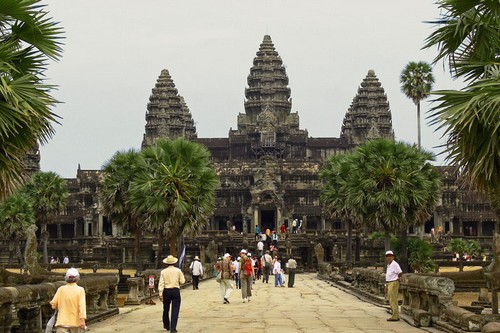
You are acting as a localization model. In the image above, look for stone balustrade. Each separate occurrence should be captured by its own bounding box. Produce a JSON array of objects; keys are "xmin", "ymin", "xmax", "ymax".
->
[
  {"xmin": 0, "ymin": 275, "xmax": 118, "ymax": 333},
  {"xmin": 399, "ymin": 273, "xmax": 455, "ymax": 327},
  {"xmin": 351, "ymin": 267, "xmax": 386, "ymax": 296}
]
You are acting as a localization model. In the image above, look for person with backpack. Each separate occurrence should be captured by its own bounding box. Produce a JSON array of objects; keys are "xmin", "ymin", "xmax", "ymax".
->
[
  {"xmin": 261, "ymin": 250, "xmax": 273, "ymax": 283},
  {"xmin": 238, "ymin": 249, "xmax": 254, "ymax": 303}
]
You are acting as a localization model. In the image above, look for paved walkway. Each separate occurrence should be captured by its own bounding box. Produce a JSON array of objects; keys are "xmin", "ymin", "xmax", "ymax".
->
[{"xmin": 89, "ymin": 273, "xmax": 440, "ymax": 333}]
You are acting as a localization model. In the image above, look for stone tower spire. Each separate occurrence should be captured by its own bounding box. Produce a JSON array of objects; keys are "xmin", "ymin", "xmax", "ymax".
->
[
  {"xmin": 141, "ymin": 69, "xmax": 197, "ymax": 149},
  {"xmin": 340, "ymin": 69, "xmax": 394, "ymax": 145},
  {"xmin": 241, "ymin": 35, "xmax": 293, "ymax": 128}
]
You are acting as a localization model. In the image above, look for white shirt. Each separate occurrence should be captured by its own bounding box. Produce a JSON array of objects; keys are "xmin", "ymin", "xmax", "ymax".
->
[
  {"xmin": 189, "ymin": 260, "xmax": 203, "ymax": 276},
  {"xmin": 233, "ymin": 260, "xmax": 240, "ymax": 273},
  {"xmin": 386, "ymin": 260, "xmax": 402, "ymax": 282},
  {"xmin": 257, "ymin": 241, "xmax": 264, "ymax": 251},
  {"xmin": 273, "ymin": 261, "xmax": 282, "ymax": 274}
]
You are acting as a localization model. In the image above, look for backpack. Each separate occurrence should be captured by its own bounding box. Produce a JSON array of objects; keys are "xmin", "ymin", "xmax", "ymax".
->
[
  {"xmin": 264, "ymin": 255, "xmax": 271, "ymax": 268},
  {"xmin": 243, "ymin": 258, "xmax": 253, "ymax": 276}
]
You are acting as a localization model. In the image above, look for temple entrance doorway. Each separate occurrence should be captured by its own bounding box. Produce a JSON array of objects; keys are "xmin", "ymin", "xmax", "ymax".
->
[{"xmin": 260, "ymin": 209, "xmax": 276, "ymax": 232}]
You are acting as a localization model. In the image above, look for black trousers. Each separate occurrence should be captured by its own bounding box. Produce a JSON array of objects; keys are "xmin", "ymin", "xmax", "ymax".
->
[
  {"xmin": 288, "ymin": 268, "xmax": 296, "ymax": 287},
  {"xmin": 263, "ymin": 266, "xmax": 271, "ymax": 283},
  {"xmin": 192, "ymin": 275, "xmax": 200, "ymax": 289},
  {"xmin": 162, "ymin": 288, "xmax": 181, "ymax": 331}
]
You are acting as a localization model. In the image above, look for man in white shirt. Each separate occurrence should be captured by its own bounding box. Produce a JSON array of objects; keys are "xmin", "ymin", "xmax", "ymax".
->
[
  {"xmin": 189, "ymin": 256, "xmax": 203, "ymax": 290},
  {"xmin": 233, "ymin": 257, "xmax": 241, "ymax": 289},
  {"xmin": 261, "ymin": 251, "xmax": 273, "ymax": 283},
  {"xmin": 257, "ymin": 240, "xmax": 264, "ymax": 257},
  {"xmin": 384, "ymin": 250, "xmax": 403, "ymax": 321}
]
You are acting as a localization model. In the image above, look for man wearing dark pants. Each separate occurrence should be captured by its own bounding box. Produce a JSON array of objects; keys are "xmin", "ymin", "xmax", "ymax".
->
[
  {"xmin": 261, "ymin": 250, "xmax": 273, "ymax": 283},
  {"xmin": 159, "ymin": 255, "xmax": 186, "ymax": 332},
  {"xmin": 286, "ymin": 256, "xmax": 297, "ymax": 287}
]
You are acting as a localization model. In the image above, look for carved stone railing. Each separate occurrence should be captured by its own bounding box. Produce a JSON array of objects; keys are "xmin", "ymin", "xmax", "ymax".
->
[
  {"xmin": 0, "ymin": 275, "xmax": 118, "ymax": 333},
  {"xmin": 400, "ymin": 274, "xmax": 455, "ymax": 327},
  {"xmin": 351, "ymin": 267, "xmax": 386, "ymax": 297}
]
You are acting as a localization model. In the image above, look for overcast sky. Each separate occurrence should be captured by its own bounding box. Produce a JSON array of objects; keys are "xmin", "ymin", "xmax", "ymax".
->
[{"xmin": 40, "ymin": 0, "xmax": 463, "ymax": 178}]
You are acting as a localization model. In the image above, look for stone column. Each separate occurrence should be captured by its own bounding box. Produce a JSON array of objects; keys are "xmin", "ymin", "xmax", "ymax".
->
[
  {"xmin": 478, "ymin": 221, "xmax": 483, "ymax": 237},
  {"xmin": 253, "ymin": 206, "xmax": 259, "ymax": 231},
  {"xmin": 277, "ymin": 207, "xmax": 282, "ymax": 226},
  {"xmin": 98, "ymin": 213, "xmax": 103, "ymax": 236},
  {"xmin": 321, "ymin": 217, "xmax": 326, "ymax": 231}
]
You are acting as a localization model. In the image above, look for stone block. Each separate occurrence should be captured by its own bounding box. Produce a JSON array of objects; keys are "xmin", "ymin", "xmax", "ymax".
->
[
  {"xmin": 483, "ymin": 322, "xmax": 500, "ymax": 333},
  {"xmin": 412, "ymin": 309, "xmax": 432, "ymax": 327}
]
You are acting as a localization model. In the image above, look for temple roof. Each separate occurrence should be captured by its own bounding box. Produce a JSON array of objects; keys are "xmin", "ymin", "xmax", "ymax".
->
[
  {"xmin": 340, "ymin": 69, "xmax": 394, "ymax": 145},
  {"xmin": 242, "ymin": 35, "xmax": 293, "ymax": 128},
  {"xmin": 141, "ymin": 69, "xmax": 197, "ymax": 148}
]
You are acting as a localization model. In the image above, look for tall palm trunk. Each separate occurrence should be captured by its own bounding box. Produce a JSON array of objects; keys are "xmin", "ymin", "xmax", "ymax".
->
[
  {"xmin": 355, "ymin": 228, "xmax": 361, "ymax": 262},
  {"xmin": 15, "ymin": 238, "xmax": 24, "ymax": 265},
  {"xmin": 417, "ymin": 102, "xmax": 421, "ymax": 149},
  {"xmin": 400, "ymin": 228, "xmax": 408, "ymax": 272},
  {"xmin": 134, "ymin": 228, "xmax": 143, "ymax": 273},
  {"xmin": 156, "ymin": 233, "xmax": 165, "ymax": 269},
  {"xmin": 168, "ymin": 234, "xmax": 178, "ymax": 257},
  {"xmin": 346, "ymin": 220, "xmax": 352, "ymax": 262},
  {"xmin": 384, "ymin": 225, "xmax": 391, "ymax": 251},
  {"xmin": 41, "ymin": 223, "xmax": 49, "ymax": 264}
]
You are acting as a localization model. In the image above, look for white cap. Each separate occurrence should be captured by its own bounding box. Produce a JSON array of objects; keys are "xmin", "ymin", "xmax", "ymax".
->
[
  {"xmin": 224, "ymin": 253, "xmax": 230, "ymax": 258},
  {"xmin": 65, "ymin": 268, "xmax": 80, "ymax": 279},
  {"xmin": 385, "ymin": 250, "xmax": 394, "ymax": 256},
  {"xmin": 247, "ymin": 252, "xmax": 252, "ymax": 257},
  {"xmin": 240, "ymin": 249, "xmax": 247, "ymax": 254},
  {"xmin": 237, "ymin": 257, "xmax": 241, "ymax": 260}
]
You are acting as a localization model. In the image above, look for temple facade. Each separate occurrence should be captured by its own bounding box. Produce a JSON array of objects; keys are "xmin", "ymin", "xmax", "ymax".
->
[{"xmin": 9, "ymin": 35, "xmax": 496, "ymax": 264}]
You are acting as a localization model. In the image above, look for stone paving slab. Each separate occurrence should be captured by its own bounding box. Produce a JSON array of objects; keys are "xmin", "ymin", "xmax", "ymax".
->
[{"xmin": 88, "ymin": 273, "xmax": 441, "ymax": 333}]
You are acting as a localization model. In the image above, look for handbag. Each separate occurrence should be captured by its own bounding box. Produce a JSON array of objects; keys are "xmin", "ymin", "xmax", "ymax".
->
[
  {"xmin": 216, "ymin": 271, "xmax": 222, "ymax": 283},
  {"xmin": 45, "ymin": 310, "xmax": 57, "ymax": 333}
]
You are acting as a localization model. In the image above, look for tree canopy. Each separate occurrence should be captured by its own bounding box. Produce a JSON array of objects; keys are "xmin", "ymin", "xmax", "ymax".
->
[{"xmin": 0, "ymin": 0, "xmax": 64, "ymax": 200}]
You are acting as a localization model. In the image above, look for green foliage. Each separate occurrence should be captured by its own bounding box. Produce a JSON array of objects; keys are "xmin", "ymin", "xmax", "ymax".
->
[
  {"xmin": 368, "ymin": 231, "xmax": 396, "ymax": 242},
  {"xmin": 24, "ymin": 171, "xmax": 68, "ymax": 263},
  {"xmin": 0, "ymin": 190, "xmax": 35, "ymax": 238},
  {"xmin": 320, "ymin": 139, "xmax": 441, "ymax": 251},
  {"xmin": 0, "ymin": 0, "xmax": 64, "ymax": 200},
  {"xmin": 400, "ymin": 61, "xmax": 434, "ymax": 106},
  {"xmin": 447, "ymin": 238, "xmax": 482, "ymax": 259},
  {"xmin": 424, "ymin": 0, "xmax": 500, "ymax": 209},
  {"xmin": 392, "ymin": 237, "xmax": 436, "ymax": 273}
]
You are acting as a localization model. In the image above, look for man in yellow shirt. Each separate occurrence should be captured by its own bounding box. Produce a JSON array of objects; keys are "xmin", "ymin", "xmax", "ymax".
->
[
  {"xmin": 159, "ymin": 255, "xmax": 186, "ymax": 332},
  {"xmin": 50, "ymin": 268, "xmax": 86, "ymax": 333}
]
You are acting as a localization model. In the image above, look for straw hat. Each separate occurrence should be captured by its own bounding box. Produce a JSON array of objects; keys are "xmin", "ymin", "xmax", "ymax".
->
[
  {"xmin": 194, "ymin": 256, "xmax": 200, "ymax": 260},
  {"xmin": 163, "ymin": 255, "xmax": 178, "ymax": 264}
]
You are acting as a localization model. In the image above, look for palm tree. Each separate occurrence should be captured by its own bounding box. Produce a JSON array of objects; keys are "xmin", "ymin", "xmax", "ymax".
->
[
  {"xmin": 320, "ymin": 152, "xmax": 357, "ymax": 262},
  {"xmin": 400, "ymin": 61, "xmax": 435, "ymax": 149},
  {"xmin": 0, "ymin": 190, "xmax": 35, "ymax": 264},
  {"xmin": 321, "ymin": 139, "xmax": 441, "ymax": 255},
  {"xmin": 424, "ymin": 0, "xmax": 500, "ymax": 209},
  {"xmin": 24, "ymin": 171, "xmax": 68, "ymax": 264},
  {"xmin": 0, "ymin": 0, "xmax": 64, "ymax": 200},
  {"xmin": 130, "ymin": 138, "xmax": 218, "ymax": 267},
  {"xmin": 100, "ymin": 149, "xmax": 146, "ymax": 272}
]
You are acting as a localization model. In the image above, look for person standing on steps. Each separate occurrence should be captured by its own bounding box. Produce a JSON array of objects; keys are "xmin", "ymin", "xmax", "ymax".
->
[
  {"xmin": 159, "ymin": 255, "xmax": 185, "ymax": 332},
  {"xmin": 384, "ymin": 250, "xmax": 403, "ymax": 322}
]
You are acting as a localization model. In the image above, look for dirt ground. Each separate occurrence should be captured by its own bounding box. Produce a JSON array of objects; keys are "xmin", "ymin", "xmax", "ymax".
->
[{"xmin": 440, "ymin": 266, "xmax": 487, "ymax": 306}]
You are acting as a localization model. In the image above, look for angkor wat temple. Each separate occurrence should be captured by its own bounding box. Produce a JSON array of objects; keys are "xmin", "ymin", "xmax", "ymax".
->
[{"xmin": 9, "ymin": 35, "xmax": 496, "ymax": 264}]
